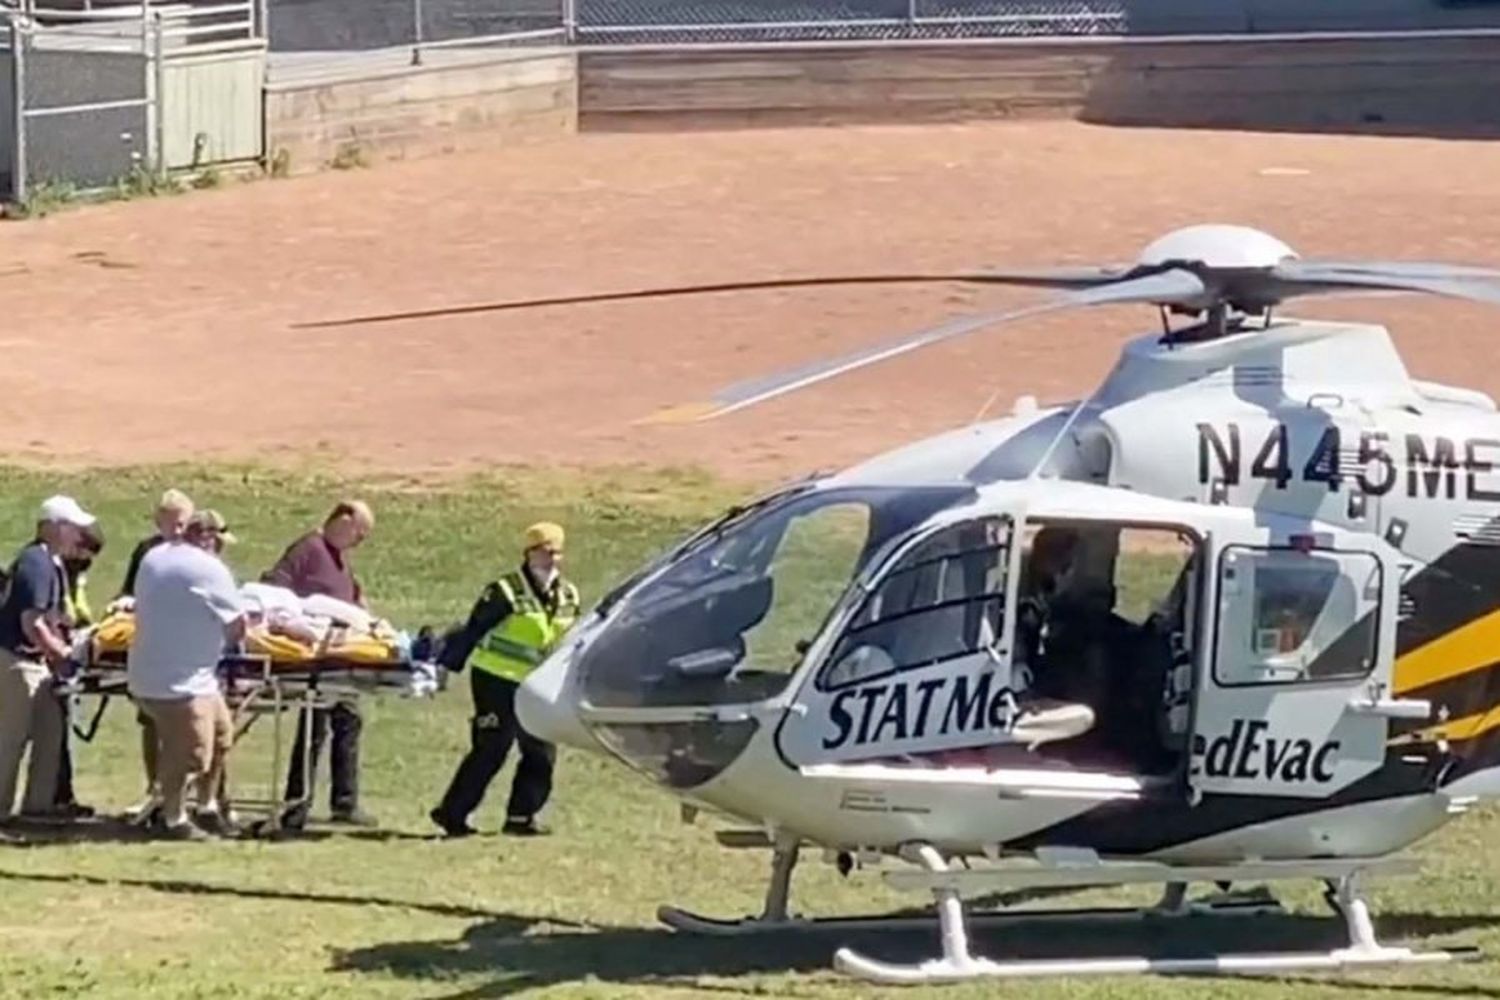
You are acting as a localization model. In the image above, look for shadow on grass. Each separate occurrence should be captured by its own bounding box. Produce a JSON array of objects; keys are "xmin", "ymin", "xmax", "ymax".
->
[
  {"xmin": 330, "ymin": 907, "xmax": 1500, "ymax": 999},
  {"xmin": 1273, "ymin": 979, "xmax": 1500, "ymax": 999},
  {"xmin": 0, "ymin": 815, "xmax": 439, "ymax": 846},
  {"xmin": 0, "ymin": 866, "xmax": 568, "ymax": 923}
]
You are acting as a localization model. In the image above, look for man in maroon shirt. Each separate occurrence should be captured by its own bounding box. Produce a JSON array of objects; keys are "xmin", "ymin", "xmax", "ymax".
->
[{"xmin": 265, "ymin": 500, "xmax": 376, "ymax": 830}]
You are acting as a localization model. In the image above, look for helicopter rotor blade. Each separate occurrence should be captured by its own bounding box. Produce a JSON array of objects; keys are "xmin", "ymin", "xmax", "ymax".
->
[
  {"xmin": 1270, "ymin": 262, "xmax": 1500, "ymax": 308},
  {"xmin": 291, "ymin": 267, "xmax": 1130, "ymax": 330},
  {"xmin": 1289, "ymin": 260, "xmax": 1500, "ymax": 281},
  {"xmin": 645, "ymin": 268, "xmax": 1207, "ymax": 423}
]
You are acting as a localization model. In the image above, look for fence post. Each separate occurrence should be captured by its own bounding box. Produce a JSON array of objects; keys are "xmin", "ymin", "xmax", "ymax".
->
[
  {"xmin": 10, "ymin": 17, "xmax": 26, "ymax": 205},
  {"xmin": 256, "ymin": 0, "xmax": 270, "ymax": 41},
  {"xmin": 153, "ymin": 11, "xmax": 166, "ymax": 181},
  {"xmin": 411, "ymin": 0, "xmax": 423, "ymax": 66},
  {"xmin": 562, "ymin": 0, "xmax": 577, "ymax": 44},
  {"xmin": 140, "ymin": 4, "xmax": 154, "ymax": 179},
  {"xmin": 907, "ymin": 0, "xmax": 918, "ymax": 29}
]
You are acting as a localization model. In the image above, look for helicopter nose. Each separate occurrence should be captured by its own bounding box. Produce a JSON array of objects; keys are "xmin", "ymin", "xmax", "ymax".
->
[{"xmin": 516, "ymin": 652, "xmax": 595, "ymax": 752}]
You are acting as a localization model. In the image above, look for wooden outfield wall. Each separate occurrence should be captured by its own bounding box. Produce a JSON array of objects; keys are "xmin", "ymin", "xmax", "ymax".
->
[
  {"xmin": 259, "ymin": 31, "xmax": 1500, "ymax": 173},
  {"xmin": 574, "ymin": 33, "xmax": 1500, "ymax": 137}
]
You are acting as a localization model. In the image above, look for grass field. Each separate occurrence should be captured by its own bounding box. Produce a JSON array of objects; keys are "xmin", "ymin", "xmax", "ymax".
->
[{"xmin": 2, "ymin": 463, "xmax": 1500, "ymax": 1000}]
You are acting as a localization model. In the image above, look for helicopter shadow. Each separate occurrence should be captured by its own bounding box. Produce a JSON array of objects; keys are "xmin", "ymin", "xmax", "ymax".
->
[{"xmin": 331, "ymin": 905, "xmax": 1500, "ymax": 998}]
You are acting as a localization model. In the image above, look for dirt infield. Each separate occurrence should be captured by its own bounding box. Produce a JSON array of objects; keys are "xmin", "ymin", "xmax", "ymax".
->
[{"xmin": 3, "ymin": 121, "xmax": 1499, "ymax": 484}]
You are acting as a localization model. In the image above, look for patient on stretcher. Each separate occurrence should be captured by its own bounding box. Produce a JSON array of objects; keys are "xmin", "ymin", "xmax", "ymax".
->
[{"xmin": 85, "ymin": 582, "xmax": 408, "ymax": 668}]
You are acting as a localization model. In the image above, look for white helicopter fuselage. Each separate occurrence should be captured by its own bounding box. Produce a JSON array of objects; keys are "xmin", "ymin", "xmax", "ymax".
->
[{"xmin": 521, "ymin": 316, "xmax": 1500, "ymax": 865}]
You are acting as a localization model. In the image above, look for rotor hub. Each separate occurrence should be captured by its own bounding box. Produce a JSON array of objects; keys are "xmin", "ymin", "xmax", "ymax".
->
[{"xmin": 1136, "ymin": 225, "xmax": 1299, "ymax": 271}]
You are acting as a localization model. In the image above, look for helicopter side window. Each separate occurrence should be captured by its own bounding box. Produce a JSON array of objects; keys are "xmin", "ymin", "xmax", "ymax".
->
[
  {"xmin": 1215, "ymin": 547, "xmax": 1380, "ymax": 686},
  {"xmin": 821, "ymin": 517, "xmax": 1011, "ymax": 690}
]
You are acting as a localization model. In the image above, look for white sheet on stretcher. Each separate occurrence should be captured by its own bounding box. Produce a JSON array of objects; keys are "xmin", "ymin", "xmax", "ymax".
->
[
  {"xmin": 238, "ymin": 582, "xmax": 374, "ymax": 634},
  {"xmin": 111, "ymin": 582, "xmax": 383, "ymax": 646}
]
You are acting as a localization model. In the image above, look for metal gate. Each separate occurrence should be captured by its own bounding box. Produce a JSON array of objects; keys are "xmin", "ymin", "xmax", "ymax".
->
[
  {"xmin": 4, "ymin": 12, "xmax": 151, "ymax": 200},
  {"xmin": 1, "ymin": 2, "xmax": 264, "ymax": 203}
]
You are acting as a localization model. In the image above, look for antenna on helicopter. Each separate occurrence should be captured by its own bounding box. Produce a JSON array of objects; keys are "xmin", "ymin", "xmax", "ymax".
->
[{"xmin": 300, "ymin": 224, "xmax": 1500, "ymax": 421}]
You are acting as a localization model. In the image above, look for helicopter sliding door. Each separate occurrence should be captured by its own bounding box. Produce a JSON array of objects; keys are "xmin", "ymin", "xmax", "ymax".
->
[
  {"xmin": 1191, "ymin": 537, "xmax": 1396, "ymax": 799},
  {"xmin": 775, "ymin": 514, "xmax": 1019, "ymax": 767}
]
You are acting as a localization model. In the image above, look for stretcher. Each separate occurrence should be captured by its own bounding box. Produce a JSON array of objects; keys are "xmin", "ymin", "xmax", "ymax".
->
[
  {"xmin": 57, "ymin": 598, "xmax": 446, "ymax": 836},
  {"xmin": 77, "ymin": 606, "xmax": 441, "ymax": 697}
]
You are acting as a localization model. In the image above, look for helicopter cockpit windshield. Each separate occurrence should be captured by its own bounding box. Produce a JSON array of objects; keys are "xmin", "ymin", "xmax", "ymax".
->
[{"xmin": 576, "ymin": 484, "xmax": 976, "ymax": 711}]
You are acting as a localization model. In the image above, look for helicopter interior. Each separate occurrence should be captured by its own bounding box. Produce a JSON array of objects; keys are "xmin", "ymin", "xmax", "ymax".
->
[
  {"xmin": 819, "ymin": 516, "xmax": 1201, "ymax": 781},
  {"xmin": 1008, "ymin": 520, "xmax": 1199, "ymax": 777}
]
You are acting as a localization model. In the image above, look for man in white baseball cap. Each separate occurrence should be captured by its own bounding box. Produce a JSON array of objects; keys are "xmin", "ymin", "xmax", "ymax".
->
[
  {"xmin": 39, "ymin": 496, "xmax": 96, "ymax": 530},
  {"xmin": 0, "ymin": 494, "xmax": 97, "ymax": 823}
]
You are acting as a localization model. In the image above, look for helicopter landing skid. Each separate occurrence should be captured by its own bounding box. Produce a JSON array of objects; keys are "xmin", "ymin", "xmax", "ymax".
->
[
  {"xmin": 831, "ymin": 845, "xmax": 1479, "ymax": 984},
  {"xmin": 658, "ymin": 893, "xmax": 1278, "ymax": 937},
  {"xmin": 659, "ymin": 840, "xmax": 1281, "ymax": 939}
]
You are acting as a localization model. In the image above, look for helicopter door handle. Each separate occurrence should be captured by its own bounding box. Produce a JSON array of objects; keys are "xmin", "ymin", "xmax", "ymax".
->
[
  {"xmin": 1346, "ymin": 696, "xmax": 1432, "ymax": 720},
  {"xmin": 1306, "ymin": 392, "xmax": 1345, "ymax": 410}
]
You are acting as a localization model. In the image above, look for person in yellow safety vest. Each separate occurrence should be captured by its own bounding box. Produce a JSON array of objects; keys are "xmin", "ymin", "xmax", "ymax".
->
[{"xmin": 429, "ymin": 521, "xmax": 580, "ymax": 838}]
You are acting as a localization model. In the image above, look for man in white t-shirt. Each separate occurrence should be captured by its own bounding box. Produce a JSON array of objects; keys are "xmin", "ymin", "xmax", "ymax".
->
[{"xmin": 127, "ymin": 517, "xmax": 245, "ymax": 841}]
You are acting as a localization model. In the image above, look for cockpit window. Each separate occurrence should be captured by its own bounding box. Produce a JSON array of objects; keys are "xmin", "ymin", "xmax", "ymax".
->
[
  {"xmin": 820, "ymin": 516, "xmax": 1012, "ymax": 691},
  {"xmin": 740, "ymin": 502, "xmax": 870, "ymax": 673},
  {"xmin": 576, "ymin": 485, "xmax": 973, "ymax": 709}
]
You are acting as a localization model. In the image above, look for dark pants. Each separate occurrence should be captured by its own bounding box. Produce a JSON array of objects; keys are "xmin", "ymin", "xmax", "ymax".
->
[
  {"xmin": 54, "ymin": 711, "xmax": 75, "ymax": 807},
  {"xmin": 284, "ymin": 700, "xmax": 362, "ymax": 814},
  {"xmin": 436, "ymin": 670, "xmax": 554, "ymax": 824}
]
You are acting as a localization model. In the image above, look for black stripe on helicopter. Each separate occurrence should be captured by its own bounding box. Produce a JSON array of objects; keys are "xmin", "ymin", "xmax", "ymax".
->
[
  {"xmin": 1197, "ymin": 423, "xmax": 1500, "ymax": 502},
  {"xmin": 1007, "ymin": 743, "xmax": 1455, "ymax": 857},
  {"xmin": 1390, "ymin": 661, "xmax": 1500, "ymax": 741},
  {"xmin": 1396, "ymin": 541, "xmax": 1500, "ymax": 656}
]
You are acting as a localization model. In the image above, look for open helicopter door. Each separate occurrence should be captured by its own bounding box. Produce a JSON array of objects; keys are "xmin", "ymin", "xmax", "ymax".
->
[
  {"xmin": 1189, "ymin": 527, "xmax": 1411, "ymax": 801},
  {"xmin": 775, "ymin": 511, "xmax": 1027, "ymax": 768}
]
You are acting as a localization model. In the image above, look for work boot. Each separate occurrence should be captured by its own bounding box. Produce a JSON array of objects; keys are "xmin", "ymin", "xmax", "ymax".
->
[
  {"xmin": 329, "ymin": 807, "xmax": 378, "ymax": 828},
  {"xmin": 429, "ymin": 807, "xmax": 476, "ymax": 839},
  {"xmin": 501, "ymin": 816, "xmax": 549, "ymax": 838}
]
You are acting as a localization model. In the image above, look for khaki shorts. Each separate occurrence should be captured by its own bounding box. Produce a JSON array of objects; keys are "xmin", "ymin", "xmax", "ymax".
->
[{"xmin": 139, "ymin": 694, "xmax": 232, "ymax": 774}]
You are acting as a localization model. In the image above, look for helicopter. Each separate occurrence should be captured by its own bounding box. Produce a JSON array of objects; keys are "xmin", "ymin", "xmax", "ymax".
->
[{"xmin": 318, "ymin": 224, "xmax": 1500, "ymax": 983}]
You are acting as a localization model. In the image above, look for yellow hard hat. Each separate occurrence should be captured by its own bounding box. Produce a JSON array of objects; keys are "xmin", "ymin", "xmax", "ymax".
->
[{"xmin": 524, "ymin": 521, "xmax": 565, "ymax": 552}]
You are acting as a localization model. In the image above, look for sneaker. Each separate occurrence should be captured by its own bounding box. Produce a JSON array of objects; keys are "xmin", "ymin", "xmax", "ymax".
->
[
  {"xmin": 329, "ymin": 808, "xmax": 378, "ymax": 828},
  {"xmin": 279, "ymin": 803, "xmax": 310, "ymax": 831},
  {"xmin": 193, "ymin": 809, "xmax": 239, "ymax": 839},
  {"xmin": 123, "ymin": 796, "xmax": 163, "ymax": 826},
  {"xmin": 160, "ymin": 820, "xmax": 213, "ymax": 842},
  {"xmin": 501, "ymin": 816, "xmax": 549, "ymax": 837},
  {"xmin": 429, "ymin": 807, "xmax": 476, "ymax": 839}
]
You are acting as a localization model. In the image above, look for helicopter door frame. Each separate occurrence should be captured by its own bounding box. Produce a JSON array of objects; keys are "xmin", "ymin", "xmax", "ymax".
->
[
  {"xmin": 1189, "ymin": 530, "xmax": 1403, "ymax": 802},
  {"xmin": 772, "ymin": 510, "xmax": 1025, "ymax": 768}
]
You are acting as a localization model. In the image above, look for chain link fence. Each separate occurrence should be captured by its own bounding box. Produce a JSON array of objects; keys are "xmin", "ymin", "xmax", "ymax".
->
[
  {"xmin": 260, "ymin": 0, "xmax": 1500, "ymax": 53},
  {"xmin": 2, "ymin": 3, "xmax": 262, "ymax": 203},
  {"xmin": 574, "ymin": 0, "xmax": 1125, "ymax": 42},
  {"xmin": 3, "ymin": 14, "xmax": 153, "ymax": 201},
  {"xmin": 266, "ymin": 0, "xmax": 565, "ymax": 51},
  {"xmin": 259, "ymin": 0, "xmax": 1122, "ymax": 53}
]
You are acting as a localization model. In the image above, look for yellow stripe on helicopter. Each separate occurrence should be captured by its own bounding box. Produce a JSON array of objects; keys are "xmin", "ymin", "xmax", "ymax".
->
[{"xmin": 1394, "ymin": 608, "xmax": 1500, "ymax": 695}]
